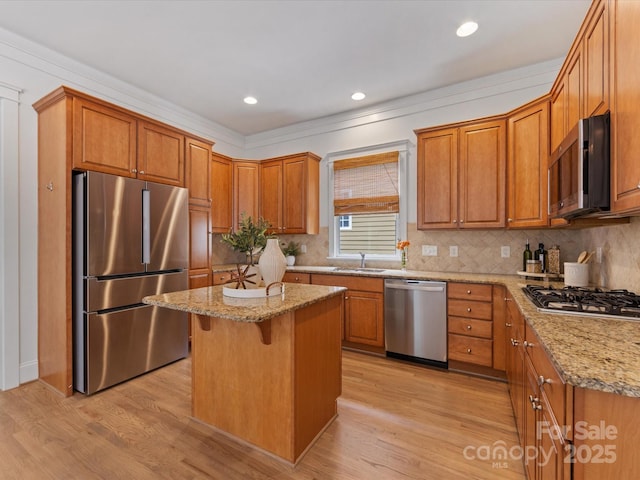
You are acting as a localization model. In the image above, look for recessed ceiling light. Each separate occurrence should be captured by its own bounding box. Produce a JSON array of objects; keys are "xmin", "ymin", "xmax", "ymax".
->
[
  {"xmin": 243, "ymin": 96, "xmax": 258, "ymax": 105},
  {"xmin": 456, "ymin": 21, "xmax": 478, "ymax": 37},
  {"xmin": 351, "ymin": 92, "xmax": 366, "ymax": 101}
]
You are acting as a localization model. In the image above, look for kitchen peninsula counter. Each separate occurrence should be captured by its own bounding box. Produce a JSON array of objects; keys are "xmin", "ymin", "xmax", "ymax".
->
[{"xmin": 143, "ymin": 283, "xmax": 346, "ymax": 464}]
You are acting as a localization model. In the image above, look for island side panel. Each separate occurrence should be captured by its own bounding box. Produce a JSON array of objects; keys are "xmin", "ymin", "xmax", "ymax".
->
[
  {"xmin": 293, "ymin": 294, "xmax": 343, "ymax": 459},
  {"xmin": 192, "ymin": 313, "xmax": 295, "ymax": 461}
]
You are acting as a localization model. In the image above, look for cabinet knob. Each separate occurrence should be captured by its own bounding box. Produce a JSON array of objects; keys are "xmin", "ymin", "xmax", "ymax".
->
[
  {"xmin": 538, "ymin": 375, "xmax": 552, "ymax": 386},
  {"xmin": 466, "ymin": 325, "xmax": 472, "ymax": 330},
  {"xmin": 467, "ymin": 307, "xmax": 471, "ymax": 312},
  {"xmin": 132, "ymin": 168, "xmax": 138, "ymax": 173},
  {"xmin": 294, "ymin": 276, "xmax": 300, "ymax": 281},
  {"xmin": 511, "ymin": 338, "xmax": 519, "ymax": 346},
  {"xmin": 467, "ymin": 348, "xmax": 472, "ymax": 354},
  {"xmin": 507, "ymin": 218, "xmax": 513, "ymax": 222},
  {"xmin": 453, "ymin": 219, "xmax": 457, "ymax": 224},
  {"xmin": 505, "ymin": 322, "xmax": 512, "ymax": 327},
  {"xmin": 637, "ymin": 182, "xmax": 640, "ymax": 189},
  {"xmin": 524, "ymin": 341, "xmax": 534, "ymax": 348},
  {"xmin": 139, "ymin": 170, "xmax": 145, "ymax": 175},
  {"xmin": 460, "ymin": 220, "xmax": 464, "ymax": 224},
  {"xmin": 467, "ymin": 290, "xmax": 471, "ymax": 294}
]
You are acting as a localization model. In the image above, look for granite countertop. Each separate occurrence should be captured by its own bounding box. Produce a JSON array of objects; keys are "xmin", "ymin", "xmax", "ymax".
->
[
  {"xmin": 143, "ymin": 282, "xmax": 346, "ymax": 323},
  {"xmin": 211, "ymin": 264, "xmax": 640, "ymax": 398}
]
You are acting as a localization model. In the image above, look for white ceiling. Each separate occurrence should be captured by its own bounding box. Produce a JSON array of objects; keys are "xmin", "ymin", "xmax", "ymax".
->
[{"xmin": 0, "ymin": 0, "xmax": 591, "ymax": 136}]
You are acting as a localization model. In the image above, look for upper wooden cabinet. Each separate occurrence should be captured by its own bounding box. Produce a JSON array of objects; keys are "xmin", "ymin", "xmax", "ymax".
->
[
  {"xmin": 232, "ymin": 160, "xmax": 260, "ymax": 229},
  {"xmin": 550, "ymin": 0, "xmax": 609, "ymax": 153},
  {"xmin": 610, "ymin": 0, "xmax": 640, "ymax": 214},
  {"xmin": 506, "ymin": 97, "xmax": 550, "ymax": 228},
  {"xmin": 260, "ymin": 152, "xmax": 320, "ymax": 234},
  {"xmin": 185, "ymin": 137, "xmax": 212, "ymax": 206},
  {"xmin": 211, "ymin": 152, "xmax": 233, "ymax": 233},
  {"xmin": 137, "ymin": 120, "xmax": 185, "ymax": 187},
  {"xmin": 72, "ymin": 96, "xmax": 137, "ymax": 177},
  {"xmin": 416, "ymin": 118, "xmax": 506, "ymax": 229}
]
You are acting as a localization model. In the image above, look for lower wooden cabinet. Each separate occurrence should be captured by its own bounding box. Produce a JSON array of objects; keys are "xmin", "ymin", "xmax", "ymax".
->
[
  {"xmin": 282, "ymin": 272, "xmax": 310, "ymax": 284},
  {"xmin": 311, "ymin": 274, "xmax": 384, "ymax": 351}
]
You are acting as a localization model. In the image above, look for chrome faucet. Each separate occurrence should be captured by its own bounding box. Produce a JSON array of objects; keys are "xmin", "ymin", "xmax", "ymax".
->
[{"xmin": 359, "ymin": 252, "xmax": 366, "ymax": 268}]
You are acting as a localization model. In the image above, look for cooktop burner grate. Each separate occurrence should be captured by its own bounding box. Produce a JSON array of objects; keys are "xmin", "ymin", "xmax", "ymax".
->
[{"xmin": 522, "ymin": 285, "xmax": 640, "ymax": 320}]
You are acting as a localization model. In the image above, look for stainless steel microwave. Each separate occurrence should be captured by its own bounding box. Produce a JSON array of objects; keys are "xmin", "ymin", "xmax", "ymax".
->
[{"xmin": 548, "ymin": 112, "xmax": 610, "ymax": 219}]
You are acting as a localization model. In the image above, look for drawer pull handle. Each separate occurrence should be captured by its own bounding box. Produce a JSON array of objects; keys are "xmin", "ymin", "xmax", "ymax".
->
[
  {"xmin": 466, "ymin": 325, "xmax": 472, "ymax": 330},
  {"xmin": 467, "ymin": 348, "xmax": 472, "ymax": 354},
  {"xmin": 524, "ymin": 341, "xmax": 534, "ymax": 348},
  {"xmin": 538, "ymin": 375, "xmax": 552, "ymax": 386}
]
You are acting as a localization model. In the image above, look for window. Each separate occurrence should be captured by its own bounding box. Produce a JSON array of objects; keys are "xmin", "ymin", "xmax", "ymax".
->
[
  {"xmin": 327, "ymin": 141, "xmax": 409, "ymax": 260},
  {"xmin": 339, "ymin": 215, "xmax": 352, "ymax": 230}
]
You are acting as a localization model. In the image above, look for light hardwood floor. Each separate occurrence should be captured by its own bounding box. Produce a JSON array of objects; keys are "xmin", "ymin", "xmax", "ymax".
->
[{"xmin": 0, "ymin": 351, "xmax": 525, "ymax": 479}]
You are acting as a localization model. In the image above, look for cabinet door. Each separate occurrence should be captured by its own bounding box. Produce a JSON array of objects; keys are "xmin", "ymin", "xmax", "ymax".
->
[
  {"xmin": 259, "ymin": 160, "xmax": 283, "ymax": 233},
  {"xmin": 211, "ymin": 153, "xmax": 233, "ymax": 233},
  {"xmin": 345, "ymin": 290, "xmax": 384, "ymax": 347},
  {"xmin": 186, "ymin": 137, "xmax": 211, "ymax": 207},
  {"xmin": 566, "ymin": 49, "xmax": 582, "ymax": 132},
  {"xmin": 72, "ymin": 97, "xmax": 137, "ymax": 177},
  {"xmin": 507, "ymin": 98, "xmax": 550, "ymax": 228},
  {"xmin": 417, "ymin": 128, "xmax": 458, "ymax": 229},
  {"xmin": 282, "ymin": 156, "xmax": 307, "ymax": 233},
  {"xmin": 137, "ymin": 120, "xmax": 185, "ymax": 186},
  {"xmin": 610, "ymin": 0, "xmax": 640, "ymax": 214},
  {"xmin": 584, "ymin": 0, "xmax": 609, "ymax": 117},
  {"xmin": 233, "ymin": 161, "xmax": 260, "ymax": 229},
  {"xmin": 458, "ymin": 119, "xmax": 506, "ymax": 228},
  {"xmin": 550, "ymin": 82, "xmax": 566, "ymax": 154},
  {"xmin": 189, "ymin": 206, "xmax": 211, "ymax": 271}
]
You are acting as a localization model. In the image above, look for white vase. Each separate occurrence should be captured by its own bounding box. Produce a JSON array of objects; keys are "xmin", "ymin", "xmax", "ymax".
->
[
  {"xmin": 258, "ymin": 238, "xmax": 287, "ymax": 287},
  {"xmin": 286, "ymin": 255, "xmax": 296, "ymax": 266}
]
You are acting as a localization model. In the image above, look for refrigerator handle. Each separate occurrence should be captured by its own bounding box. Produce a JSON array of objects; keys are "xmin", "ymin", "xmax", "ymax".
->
[{"xmin": 142, "ymin": 189, "xmax": 151, "ymax": 265}]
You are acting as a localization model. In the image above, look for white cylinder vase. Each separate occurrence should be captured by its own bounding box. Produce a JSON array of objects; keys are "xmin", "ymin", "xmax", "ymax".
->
[{"xmin": 258, "ymin": 238, "xmax": 287, "ymax": 287}]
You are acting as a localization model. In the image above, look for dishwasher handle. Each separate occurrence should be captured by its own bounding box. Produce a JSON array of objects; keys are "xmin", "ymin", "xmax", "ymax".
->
[{"xmin": 385, "ymin": 282, "xmax": 445, "ymax": 292}]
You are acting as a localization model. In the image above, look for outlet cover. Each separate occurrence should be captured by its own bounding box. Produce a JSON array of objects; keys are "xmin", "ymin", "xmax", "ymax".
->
[
  {"xmin": 449, "ymin": 246, "xmax": 458, "ymax": 257},
  {"xmin": 422, "ymin": 245, "xmax": 437, "ymax": 256},
  {"xmin": 501, "ymin": 246, "xmax": 510, "ymax": 258}
]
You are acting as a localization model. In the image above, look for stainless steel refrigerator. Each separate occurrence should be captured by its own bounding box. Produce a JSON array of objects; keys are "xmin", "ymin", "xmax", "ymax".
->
[{"xmin": 73, "ymin": 171, "xmax": 189, "ymax": 394}]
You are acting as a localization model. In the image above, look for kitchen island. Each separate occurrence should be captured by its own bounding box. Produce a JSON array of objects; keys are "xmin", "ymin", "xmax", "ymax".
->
[{"xmin": 143, "ymin": 283, "xmax": 346, "ymax": 464}]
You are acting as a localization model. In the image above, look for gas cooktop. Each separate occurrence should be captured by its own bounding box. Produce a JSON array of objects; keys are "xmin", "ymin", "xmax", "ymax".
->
[{"xmin": 522, "ymin": 285, "xmax": 640, "ymax": 320}]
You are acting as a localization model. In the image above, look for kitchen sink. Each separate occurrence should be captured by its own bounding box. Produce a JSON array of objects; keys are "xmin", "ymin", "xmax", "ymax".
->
[{"xmin": 332, "ymin": 267, "xmax": 386, "ymax": 273}]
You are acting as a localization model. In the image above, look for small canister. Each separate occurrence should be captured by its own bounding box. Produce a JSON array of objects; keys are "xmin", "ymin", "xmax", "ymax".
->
[
  {"xmin": 547, "ymin": 245, "xmax": 560, "ymax": 274},
  {"xmin": 526, "ymin": 259, "xmax": 542, "ymax": 273}
]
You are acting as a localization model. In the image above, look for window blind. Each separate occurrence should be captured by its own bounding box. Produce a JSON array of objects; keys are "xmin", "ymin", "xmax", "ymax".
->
[{"xmin": 333, "ymin": 151, "xmax": 399, "ymax": 215}]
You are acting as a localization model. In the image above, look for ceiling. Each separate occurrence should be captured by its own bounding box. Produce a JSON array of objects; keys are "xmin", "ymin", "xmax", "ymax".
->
[{"xmin": 0, "ymin": 0, "xmax": 591, "ymax": 136}]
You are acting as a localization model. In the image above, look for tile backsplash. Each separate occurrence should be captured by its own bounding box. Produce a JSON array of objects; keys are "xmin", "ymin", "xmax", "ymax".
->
[{"xmin": 214, "ymin": 217, "xmax": 640, "ymax": 292}]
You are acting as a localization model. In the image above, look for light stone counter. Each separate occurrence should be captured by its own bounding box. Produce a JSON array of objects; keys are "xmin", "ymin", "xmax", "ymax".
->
[
  {"xmin": 212, "ymin": 264, "xmax": 640, "ymax": 398},
  {"xmin": 143, "ymin": 282, "xmax": 346, "ymax": 323}
]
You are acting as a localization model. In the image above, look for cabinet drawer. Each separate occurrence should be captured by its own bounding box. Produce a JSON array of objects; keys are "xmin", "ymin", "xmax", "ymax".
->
[
  {"xmin": 525, "ymin": 322, "xmax": 565, "ymax": 425},
  {"xmin": 448, "ymin": 316, "xmax": 492, "ymax": 339},
  {"xmin": 212, "ymin": 271, "xmax": 234, "ymax": 285},
  {"xmin": 311, "ymin": 274, "xmax": 384, "ymax": 293},
  {"xmin": 448, "ymin": 334, "xmax": 493, "ymax": 367},
  {"xmin": 448, "ymin": 282, "xmax": 493, "ymax": 301},
  {"xmin": 448, "ymin": 299, "xmax": 492, "ymax": 320},
  {"xmin": 282, "ymin": 272, "xmax": 310, "ymax": 284}
]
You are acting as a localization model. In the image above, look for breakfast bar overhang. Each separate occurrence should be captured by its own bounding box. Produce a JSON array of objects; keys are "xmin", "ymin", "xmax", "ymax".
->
[{"xmin": 143, "ymin": 283, "xmax": 346, "ymax": 464}]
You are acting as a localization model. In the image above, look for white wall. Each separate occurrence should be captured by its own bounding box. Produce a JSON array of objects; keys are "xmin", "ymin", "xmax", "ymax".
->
[{"xmin": 0, "ymin": 25, "xmax": 564, "ymax": 389}]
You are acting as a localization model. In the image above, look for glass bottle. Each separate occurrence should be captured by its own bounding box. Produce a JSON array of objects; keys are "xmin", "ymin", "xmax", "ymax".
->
[
  {"xmin": 534, "ymin": 243, "xmax": 547, "ymax": 273},
  {"xmin": 522, "ymin": 240, "xmax": 532, "ymax": 271}
]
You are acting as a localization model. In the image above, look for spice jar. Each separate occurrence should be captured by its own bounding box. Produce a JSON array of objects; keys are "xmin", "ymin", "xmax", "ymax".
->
[
  {"xmin": 526, "ymin": 259, "xmax": 542, "ymax": 274},
  {"xmin": 547, "ymin": 245, "xmax": 560, "ymax": 274}
]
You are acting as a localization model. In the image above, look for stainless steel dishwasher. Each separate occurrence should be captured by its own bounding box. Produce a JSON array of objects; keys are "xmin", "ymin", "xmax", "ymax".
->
[{"xmin": 384, "ymin": 279, "xmax": 447, "ymax": 367}]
